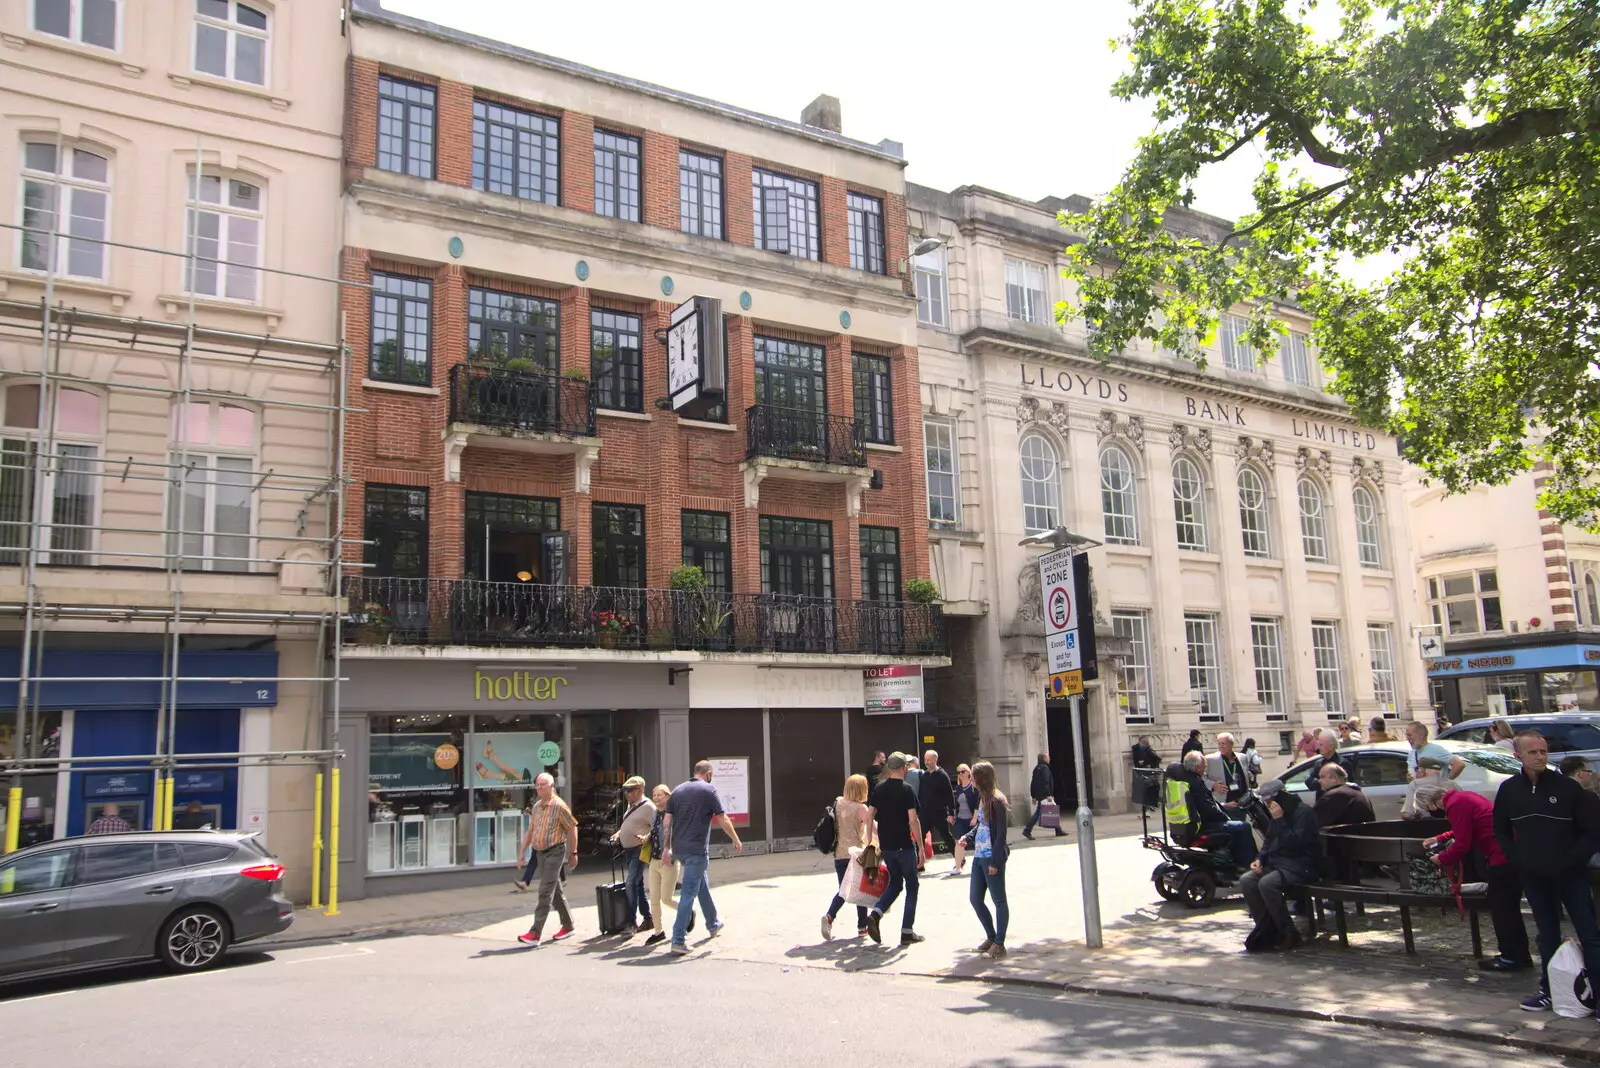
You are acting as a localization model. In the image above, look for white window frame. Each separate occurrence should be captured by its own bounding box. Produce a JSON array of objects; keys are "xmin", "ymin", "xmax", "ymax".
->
[
  {"xmin": 1297, "ymin": 475, "xmax": 1329, "ymax": 563},
  {"xmin": 1280, "ymin": 330, "xmax": 1312, "ymax": 386},
  {"xmin": 1353, "ymin": 483, "xmax": 1383, "ymax": 568},
  {"xmin": 1426, "ymin": 569, "xmax": 1503, "ymax": 636},
  {"xmin": 192, "ymin": 0, "xmax": 269, "ymax": 86},
  {"xmin": 913, "ymin": 244, "xmax": 947, "ymax": 327},
  {"xmin": 166, "ymin": 399, "xmax": 258, "ymax": 573},
  {"xmin": 1311, "ymin": 620, "xmax": 1345, "ymax": 721},
  {"xmin": 1220, "ymin": 313, "xmax": 1256, "ymax": 372},
  {"xmin": 184, "ymin": 171, "xmax": 264, "ymax": 303},
  {"xmin": 1171, "ymin": 455, "xmax": 1207, "ymax": 551},
  {"xmin": 1100, "ymin": 445, "xmax": 1139, "ymax": 546},
  {"xmin": 1250, "ymin": 618, "xmax": 1288, "ymax": 722},
  {"xmin": 1367, "ymin": 624, "xmax": 1396, "ymax": 713},
  {"xmin": 1019, "ymin": 430, "xmax": 1061, "ymax": 535},
  {"xmin": 1184, "ymin": 612, "xmax": 1224, "ymax": 722},
  {"xmin": 0, "ymin": 383, "xmax": 103, "ymax": 566},
  {"xmin": 923, "ymin": 419, "xmax": 959, "ymax": 526},
  {"xmin": 33, "ymin": 0, "xmax": 120, "ymax": 49},
  {"xmin": 1237, "ymin": 465, "xmax": 1271, "ymax": 558},
  {"xmin": 18, "ymin": 141, "xmax": 111, "ymax": 281},
  {"xmin": 1575, "ymin": 561, "xmax": 1600, "ymax": 626},
  {"xmin": 1112, "ymin": 610, "xmax": 1154, "ymax": 724},
  {"xmin": 1004, "ymin": 258, "xmax": 1049, "ymax": 325}
]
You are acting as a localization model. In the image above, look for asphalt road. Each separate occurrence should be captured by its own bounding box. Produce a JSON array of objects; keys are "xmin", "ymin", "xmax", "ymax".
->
[{"xmin": 0, "ymin": 930, "xmax": 1575, "ymax": 1068}]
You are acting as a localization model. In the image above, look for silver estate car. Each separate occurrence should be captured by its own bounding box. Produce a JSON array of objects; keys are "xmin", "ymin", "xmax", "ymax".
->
[{"xmin": 0, "ymin": 831, "xmax": 293, "ymax": 984}]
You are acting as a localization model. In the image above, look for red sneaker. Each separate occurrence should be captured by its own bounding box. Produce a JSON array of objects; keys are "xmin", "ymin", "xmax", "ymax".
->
[
  {"xmin": 516, "ymin": 932, "xmax": 539, "ymax": 946},
  {"xmin": 550, "ymin": 926, "xmax": 575, "ymax": 941}
]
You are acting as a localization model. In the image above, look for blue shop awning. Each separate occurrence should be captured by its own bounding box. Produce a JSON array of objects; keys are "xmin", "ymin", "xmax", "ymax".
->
[
  {"xmin": 0, "ymin": 649, "xmax": 279, "ymax": 710},
  {"xmin": 1427, "ymin": 642, "xmax": 1600, "ymax": 679}
]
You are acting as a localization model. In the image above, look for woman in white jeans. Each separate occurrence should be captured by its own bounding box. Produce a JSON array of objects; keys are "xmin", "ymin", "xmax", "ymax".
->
[{"xmin": 644, "ymin": 784, "xmax": 693, "ymax": 945}]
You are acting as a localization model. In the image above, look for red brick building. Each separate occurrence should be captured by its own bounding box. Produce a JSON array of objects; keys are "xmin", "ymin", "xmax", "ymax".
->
[{"xmin": 336, "ymin": 0, "xmax": 944, "ymax": 895}]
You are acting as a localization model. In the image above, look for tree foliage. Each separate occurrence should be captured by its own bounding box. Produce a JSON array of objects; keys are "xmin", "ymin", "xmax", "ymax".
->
[{"xmin": 1062, "ymin": 0, "xmax": 1600, "ymax": 527}]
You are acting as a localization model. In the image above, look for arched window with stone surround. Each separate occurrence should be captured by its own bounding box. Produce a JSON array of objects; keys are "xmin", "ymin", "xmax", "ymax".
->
[
  {"xmin": 1171, "ymin": 454, "xmax": 1207, "ymax": 551},
  {"xmin": 1019, "ymin": 429, "xmax": 1061, "ymax": 535},
  {"xmin": 1100, "ymin": 444, "xmax": 1139, "ymax": 545},
  {"xmin": 1353, "ymin": 483, "xmax": 1383, "ymax": 568},
  {"xmin": 1298, "ymin": 475, "xmax": 1330, "ymax": 563},
  {"xmin": 1237, "ymin": 466, "xmax": 1271, "ymax": 558}
]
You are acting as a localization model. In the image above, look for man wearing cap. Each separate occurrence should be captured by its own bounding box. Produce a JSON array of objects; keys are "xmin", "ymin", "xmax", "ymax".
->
[
  {"xmin": 609, "ymin": 776, "xmax": 656, "ymax": 934},
  {"xmin": 1240, "ymin": 780, "xmax": 1322, "ymax": 951}
]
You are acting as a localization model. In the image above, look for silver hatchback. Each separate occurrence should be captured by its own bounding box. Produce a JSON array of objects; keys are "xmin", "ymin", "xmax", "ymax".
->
[{"xmin": 0, "ymin": 831, "xmax": 293, "ymax": 984}]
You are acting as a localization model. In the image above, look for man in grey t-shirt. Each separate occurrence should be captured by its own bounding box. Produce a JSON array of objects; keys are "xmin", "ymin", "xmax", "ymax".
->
[{"xmin": 662, "ymin": 759, "xmax": 743, "ymax": 954}]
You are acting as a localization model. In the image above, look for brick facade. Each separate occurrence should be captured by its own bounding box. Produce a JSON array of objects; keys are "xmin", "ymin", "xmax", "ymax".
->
[{"xmin": 340, "ymin": 62, "xmax": 929, "ymax": 599}]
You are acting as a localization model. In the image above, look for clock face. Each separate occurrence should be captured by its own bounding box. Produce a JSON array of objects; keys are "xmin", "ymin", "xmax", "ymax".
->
[{"xmin": 669, "ymin": 312, "xmax": 699, "ymax": 393}]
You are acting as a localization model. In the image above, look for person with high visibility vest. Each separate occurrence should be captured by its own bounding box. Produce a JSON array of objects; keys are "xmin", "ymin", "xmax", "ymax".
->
[{"xmin": 1167, "ymin": 753, "xmax": 1257, "ymax": 866}]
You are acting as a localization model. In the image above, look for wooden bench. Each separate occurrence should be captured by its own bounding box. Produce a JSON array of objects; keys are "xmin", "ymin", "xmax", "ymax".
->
[{"xmin": 1294, "ymin": 882, "xmax": 1487, "ymax": 955}]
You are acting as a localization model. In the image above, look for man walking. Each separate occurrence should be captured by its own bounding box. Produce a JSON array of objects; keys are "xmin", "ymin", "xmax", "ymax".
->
[
  {"xmin": 608, "ymin": 776, "xmax": 655, "ymax": 934},
  {"xmin": 1493, "ymin": 731, "xmax": 1600, "ymax": 1014},
  {"xmin": 516, "ymin": 773, "xmax": 578, "ymax": 946},
  {"xmin": 864, "ymin": 752, "xmax": 925, "ymax": 945},
  {"xmin": 1022, "ymin": 751, "xmax": 1064, "ymax": 839},
  {"xmin": 663, "ymin": 760, "xmax": 743, "ymax": 956},
  {"xmin": 918, "ymin": 750, "xmax": 956, "ymax": 856}
]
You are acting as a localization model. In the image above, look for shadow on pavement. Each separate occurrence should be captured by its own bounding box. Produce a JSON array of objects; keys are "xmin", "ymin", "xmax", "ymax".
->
[
  {"xmin": 0, "ymin": 950, "xmax": 275, "ymax": 1002},
  {"xmin": 783, "ymin": 939, "xmax": 909, "ymax": 971}
]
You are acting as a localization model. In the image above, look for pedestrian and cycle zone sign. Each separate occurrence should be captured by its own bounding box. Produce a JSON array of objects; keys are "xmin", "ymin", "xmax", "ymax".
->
[{"xmin": 1038, "ymin": 546, "xmax": 1080, "ymax": 674}]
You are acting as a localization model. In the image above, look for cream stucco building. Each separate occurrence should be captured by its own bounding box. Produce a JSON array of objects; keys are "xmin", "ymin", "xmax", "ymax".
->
[
  {"xmin": 910, "ymin": 184, "xmax": 1434, "ymax": 810},
  {"xmin": 1, "ymin": 0, "xmax": 346, "ymax": 897}
]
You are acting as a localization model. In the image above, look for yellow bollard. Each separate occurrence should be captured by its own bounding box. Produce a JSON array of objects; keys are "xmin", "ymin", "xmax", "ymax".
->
[
  {"xmin": 326, "ymin": 766, "xmax": 340, "ymax": 916},
  {"xmin": 163, "ymin": 775, "xmax": 175, "ymax": 831},
  {"xmin": 4, "ymin": 785, "xmax": 21, "ymax": 854},
  {"xmin": 310, "ymin": 772, "xmax": 324, "ymax": 910},
  {"xmin": 151, "ymin": 776, "xmax": 163, "ymax": 830}
]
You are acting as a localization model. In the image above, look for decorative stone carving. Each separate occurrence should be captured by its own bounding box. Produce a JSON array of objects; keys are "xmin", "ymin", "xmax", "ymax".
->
[
  {"xmin": 1016, "ymin": 562, "xmax": 1043, "ymax": 622},
  {"xmin": 1097, "ymin": 411, "xmax": 1145, "ymax": 453},
  {"xmin": 1044, "ymin": 402, "xmax": 1071, "ymax": 436},
  {"xmin": 1296, "ymin": 446, "xmax": 1332, "ymax": 478},
  {"xmin": 1350, "ymin": 455, "xmax": 1381, "ymax": 485},
  {"xmin": 1016, "ymin": 395, "xmax": 1040, "ymax": 429},
  {"xmin": 1019, "ymin": 396, "xmax": 1071, "ymax": 436},
  {"xmin": 1022, "ymin": 653, "xmax": 1044, "ymax": 676},
  {"xmin": 1096, "ymin": 410, "xmax": 1116, "ymax": 440},
  {"xmin": 1235, "ymin": 435, "xmax": 1275, "ymax": 467},
  {"xmin": 1168, "ymin": 424, "xmax": 1213, "ymax": 460}
]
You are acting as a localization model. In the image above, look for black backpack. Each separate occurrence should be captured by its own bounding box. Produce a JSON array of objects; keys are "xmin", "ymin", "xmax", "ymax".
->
[{"xmin": 813, "ymin": 803, "xmax": 837, "ymax": 854}]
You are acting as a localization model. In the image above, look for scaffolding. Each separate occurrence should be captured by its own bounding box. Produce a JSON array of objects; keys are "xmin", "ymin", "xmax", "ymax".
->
[{"xmin": 0, "ymin": 136, "xmax": 363, "ymax": 912}]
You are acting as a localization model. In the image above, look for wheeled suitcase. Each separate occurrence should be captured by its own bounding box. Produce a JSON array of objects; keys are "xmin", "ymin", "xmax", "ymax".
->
[{"xmin": 596, "ymin": 853, "xmax": 631, "ymax": 935}]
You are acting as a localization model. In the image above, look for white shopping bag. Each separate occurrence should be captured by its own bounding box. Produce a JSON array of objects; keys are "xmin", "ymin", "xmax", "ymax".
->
[
  {"xmin": 839, "ymin": 846, "xmax": 886, "ymax": 908},
  {"xmin": 1549, "ymin": 938, "xmax": 1595, "ymax": 1018}
]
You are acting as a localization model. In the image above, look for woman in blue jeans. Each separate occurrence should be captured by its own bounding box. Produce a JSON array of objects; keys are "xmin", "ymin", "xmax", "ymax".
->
[
  {"xmin": 963, "ymin": 761, "xmax": 1010, "ymax": 959},
  {"xmin": 822, "ymin": 774, "xmax": 874, "ymax": 939}
]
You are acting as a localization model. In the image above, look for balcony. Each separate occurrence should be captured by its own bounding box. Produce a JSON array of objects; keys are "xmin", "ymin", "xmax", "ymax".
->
[
  {"xmin": 443, "ymin": 365, "xmax": 601, "ymax": 489},
  {"xmin": 741, "ymin": 404, "xmax": 871, "ymax": 514},
  {"xmin": 343, "ymin": 577, "xmax": 945, "ymax": 658}
]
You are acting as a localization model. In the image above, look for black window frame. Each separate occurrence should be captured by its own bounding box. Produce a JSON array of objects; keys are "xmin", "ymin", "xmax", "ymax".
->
[
  {"xmin": 590, "ymin": 308, "xmax": 643, "ymax": 413},
  {"xmin": 592, "ymin": 503, "xmax": 645, "ymax": 589},
  {"xmin": 754, "ymin": 335, "xmax": 825, "ymax": 414},
  {"xmin": 679, "ymin": 149, "xmax": 724, "ymax": 240},
  {"xmin": 364, "ymin": 484, "xmax": 429, "ymax": 578},
  {"xmin": 592, "ymin": 129, "xmax": 640, "ymax": 222},
  {"xmin": 467, "ymin": 288, "xmax": 559, "ymax": 373},
  {"xmin": 471, "ymin": 99, "xmax": 560, "ymax": 205},
  {"xmin": 860, "ymin": 525, "xmax": 901, "ymax": 603},
  {"xmin": 369, "ymin": 272, "xmax": 432, "ymax": 386},
  {"xmin": 759, "ymin": 515, "xmax": 833, "ymax": 599},
  {"xmin": 377, "ymin": 76, "xmax": 436, "ymax": 179},
  {"xmin": 465, "ymin": 491, "xmax": 559, "ymax": 581},
  {"xmin": 852, "ymin": 351, "xmax": 893, "ymax": 445},
  {"xmin": 751, "ymin": 169, "xmax": 820, "ymax": 261},
  {"xmin": 846, "ymin": 191, "xmax": 886, "ymax": 274},
  {"xmin": 681, "ymin": 509, "xmax": 731, "ymax": 594}
]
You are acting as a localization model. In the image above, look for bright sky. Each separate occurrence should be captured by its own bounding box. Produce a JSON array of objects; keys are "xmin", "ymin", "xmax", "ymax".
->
[{"xmin": 386, "ymin": 0, "xmax": 1268, "ymax": 224}]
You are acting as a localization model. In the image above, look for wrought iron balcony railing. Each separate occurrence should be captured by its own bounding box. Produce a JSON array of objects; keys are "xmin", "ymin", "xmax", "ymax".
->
[
  {"xmin": 449, "ymin": 365, "xmax": 597, "ymax": 437},
  {"xmin": 344, "ymin": 577, "xmax": 945, "ymax": 656},
  {"xmin": 744, "ymin": 404, "xmax": 866, "ymax": 467}
]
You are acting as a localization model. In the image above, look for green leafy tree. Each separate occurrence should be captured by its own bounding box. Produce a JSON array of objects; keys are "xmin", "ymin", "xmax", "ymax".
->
[{"xmin": 1062, "ymin": 0, "xmax": 1600, "ymax": 526}]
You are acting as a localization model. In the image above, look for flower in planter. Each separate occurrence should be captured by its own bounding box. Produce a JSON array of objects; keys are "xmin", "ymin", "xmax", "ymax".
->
[
  {"xmin": 590, "ymin": 610, "xmax": 636, "ymax": 635},
  {"xmin": 360, "ymin": 602, "xmax": 392, "ymax": 627}
]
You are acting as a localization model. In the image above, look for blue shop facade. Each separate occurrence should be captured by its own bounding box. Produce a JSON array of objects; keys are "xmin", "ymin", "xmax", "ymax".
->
[
  {"xmin": 0, "ymin": 647, "xmax": 278, "ymax": 844},
  {"xmin": 1427, "ymin": 634, "xmax": 1600, "ymax": 722}
]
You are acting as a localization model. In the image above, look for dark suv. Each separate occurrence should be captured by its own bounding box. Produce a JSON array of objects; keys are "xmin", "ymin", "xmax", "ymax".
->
[
  {"xmin": 0, "ymin": 831, "xmax": 293, "ymax": 985},
  {"xmin": 1439, "ymin": 712, "xmax": 1600, "ymax": 765}
]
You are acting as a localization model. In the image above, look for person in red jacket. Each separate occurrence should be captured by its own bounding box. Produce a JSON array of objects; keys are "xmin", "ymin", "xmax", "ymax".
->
[{"xmin": 1416, "ymin": 782, "xmax": 1532, "ymax": 972}]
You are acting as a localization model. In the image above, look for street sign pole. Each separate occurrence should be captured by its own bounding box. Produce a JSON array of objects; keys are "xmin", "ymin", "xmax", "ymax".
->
[{"xmin": 1069, "ymin": 689, "xmax": 1101, "ymax": 947}]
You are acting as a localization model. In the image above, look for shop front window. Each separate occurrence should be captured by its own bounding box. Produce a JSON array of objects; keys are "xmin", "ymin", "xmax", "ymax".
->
[
  {"xmin": 367, "ymin": 713, "xmax": 564, "ymax": 875},
  {"xmin": 1542, "ymin": 671, "xmax": 1600, "ymax": 714}
]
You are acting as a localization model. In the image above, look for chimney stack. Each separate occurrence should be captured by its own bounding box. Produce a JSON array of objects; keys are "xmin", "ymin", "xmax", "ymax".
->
[{"xmin": 801, "ymin": 94, "xmax": 842, "ymax": 134}]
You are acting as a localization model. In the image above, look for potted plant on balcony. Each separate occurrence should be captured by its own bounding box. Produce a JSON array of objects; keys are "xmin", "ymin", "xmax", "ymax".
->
[
  {"xmin": 903, "ymin": 579, "xmax": 941, "ymax": 604},
  {"xmin": 503, "ymin": 356, "xmax": 537, "ymax": 376},
  {"xmin": 355, "ymin": 601, "xmax": 391, "ymax": 645},
  {"xmin": 590, "ymin": 609, "xmax": 634, "ymax": 649},
  {"xmin": 669, "ymin": 565, "xmax": 734, "ymax": 649}
]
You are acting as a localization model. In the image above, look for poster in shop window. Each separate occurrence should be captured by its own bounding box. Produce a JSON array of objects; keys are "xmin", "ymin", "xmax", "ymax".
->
[
  {"xmin": 468, "ymin": 732, "xmax": 547, "ymax": 789},
  {"xmin": 368, "ymin": 733, "xmax": 456, "ymax": 793},
  {"xmin": 708, "ymin": 757, "xmax": 749, "ymax": 826}
]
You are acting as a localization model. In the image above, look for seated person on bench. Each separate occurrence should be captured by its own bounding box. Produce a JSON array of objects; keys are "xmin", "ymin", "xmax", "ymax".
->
[
  {"xmin": 1168, "ymin": 753, "xmax": 1257, "ymax": 866},
  {"xmin": 1313, "ymin": 763, "xmax": 1375, "ymax": 829}
]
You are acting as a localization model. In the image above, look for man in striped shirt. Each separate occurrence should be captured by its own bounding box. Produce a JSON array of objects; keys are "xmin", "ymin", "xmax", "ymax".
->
[{"xmin": 517, "ymin": 773, "xmax": 579, "ymax": 946}]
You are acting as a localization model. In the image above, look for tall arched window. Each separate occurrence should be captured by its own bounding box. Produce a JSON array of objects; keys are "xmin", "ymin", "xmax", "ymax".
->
[
  {"xmin": 0, "ymin": 382, "xmax": 103, "ymax": 565},
  {"xmin": 1171, "ymin": 455, "xmax": 1207, "ymax": 550},
  {"xmin": 1019, "ymin": 430, "xmax": 1060, "ymax": 535},
  {"xmin": 1353, "ymin": 483, "xmax": 1383, "ymax": 568},
  {"xmin": 21, "ymin": 140, "xmax": 111, "ymax": 280},
  {"xmin": 1100, "ymin": 445, "xmax": 1138, "ymax": 545},
  {"xmin": 1298, "ymin": 476, "xmax": 1329, "ymax": 563},
  {"xmin": 1237, "ymin": 466, "xmax": 1270, "ymax": 558},
  {"xmin": 167, "ymin": 399, "xmax": 258, "ymax": 572},
  {"xmin": 1587, "ymin": 573, "xmax": 1600, "ymax": 626}
]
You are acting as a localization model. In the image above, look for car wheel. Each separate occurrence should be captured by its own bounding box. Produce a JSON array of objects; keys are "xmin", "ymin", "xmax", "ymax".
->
[
  {"xmin": 1153, "ymin": 863, "xmax": 1183, "ymax": 901},
  {"xmin": 158, "ymin": 907, "xmax": 230, "ymax": 972},
  {"xmin": 1179, "ymin": 870, "xmax": 1216, "ymax": 909}
]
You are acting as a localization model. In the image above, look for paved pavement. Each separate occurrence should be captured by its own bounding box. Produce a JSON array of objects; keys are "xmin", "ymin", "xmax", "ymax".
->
[{"xmin": 259, "ymin": 812, "xmax": 1600, "ymax": 1060}]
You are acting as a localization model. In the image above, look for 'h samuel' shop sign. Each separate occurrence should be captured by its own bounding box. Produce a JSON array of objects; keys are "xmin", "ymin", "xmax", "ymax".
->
[{"xmin": 1426, "ymin": 643, "xmax": 1600, "ymax": 678}]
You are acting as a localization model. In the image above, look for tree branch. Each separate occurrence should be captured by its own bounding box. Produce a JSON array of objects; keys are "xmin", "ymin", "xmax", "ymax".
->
[
  {"xmin": 1273, "ymin": 109, "xmax": 1352, "ymax": 169},
  {"xmin": 1194, "ymin": 119, "xmax": 1272, "ymax": 164},
  {"xmin": 1221, "ymin": 179, "xmax": 1353, "ymax": 245},
  {"xmin": 1416, "ymin": 107, "xmax": 1598, "ymax": 169}
]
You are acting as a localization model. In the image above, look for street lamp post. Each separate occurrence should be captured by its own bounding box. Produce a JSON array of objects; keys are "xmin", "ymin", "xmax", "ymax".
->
[{"xmin": 1020, "ymin": 526, "xmax": 1104, "ymax": 947}]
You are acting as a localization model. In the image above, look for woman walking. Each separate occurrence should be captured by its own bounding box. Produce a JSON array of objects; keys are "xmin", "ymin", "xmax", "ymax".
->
[
  {"xmin": 644, "ymin": 784, "xmax": 692, "ymax": 945},
  {"xmin": 821, "ymin": 773, "xmax": 874, "ymax": 939},
  {"xmin": 963, "ymin": 760, "xmax": 1011, "ymax": 959},
  {"xmin": 948, "ymin": 764, "xmax": 978, "ymax": 877}
]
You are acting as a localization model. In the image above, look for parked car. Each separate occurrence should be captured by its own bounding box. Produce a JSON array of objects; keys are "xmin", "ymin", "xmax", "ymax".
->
[
  {"xmin": 1440, "ymin": 712, "xmax": 1600, "ymax": 765},
  {"xmin": 1277, "ymin": 740, "xmax": 1518, "ymax": 820},
  {"xmin": 0, "ymin": 831, "xmax": 292, "ymax": 985}
]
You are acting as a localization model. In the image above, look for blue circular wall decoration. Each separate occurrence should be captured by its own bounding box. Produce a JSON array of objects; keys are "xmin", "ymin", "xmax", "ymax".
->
[
  {"xmin": 660, "ymin": 276, "xmax": 675, "ymax": 296},
  {"xmin": 739, "ymin": 291, "xmax": 752, "ymax": 311},
  {"xmin": 839, "ymin": 310, "xmax": 852, "ymax": 329},
  {"xmin": 447, "ymin": 236, "xmax": 464, "ymax": 259},
  {"xmin": 575, "ymin": 260, "xmax": 590, "ymax": 281}
]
